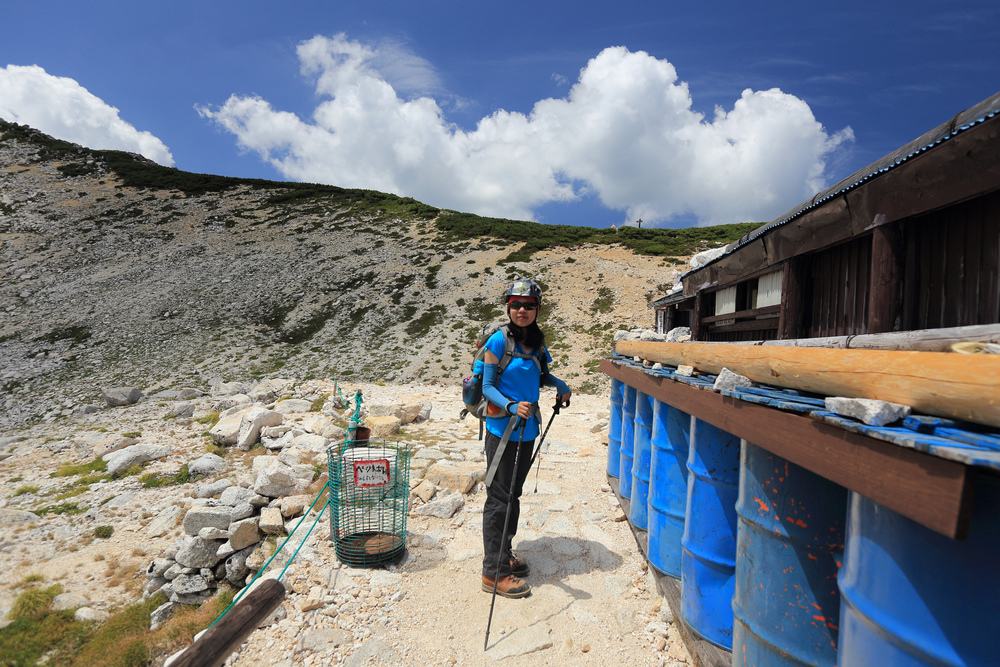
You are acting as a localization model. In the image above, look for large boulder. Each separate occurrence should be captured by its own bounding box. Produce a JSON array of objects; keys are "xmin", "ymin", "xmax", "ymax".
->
[
  {"xmin": 258, "ymin": 507, "xmax": 285, "ymax": 535},
  {"xmin": 101, "ymin": 387, "xmax": 145, "ymax": 407},
  {"xmin": 208, "ymin": 409, "xmax": 250, "ymax": 446},
  {"xmin": 211, "ymin": 381, "xmax": 246, "ymax": 397},
  {"xmin": 414, "ymin": 492, "xmax": 464, "ymax": 519},
  {"xmin": 366, "ymin": 415, "xmax": 401, "ymax": 438},
  {"xmin": 253, "ymin": 460, "xmax": 309, "ymax": 498},
  {"xmin": 182, "ymin": 507, "xmax": 233, "ymax": 536},
  {"xmin": 188, "ymin": 453, "xmax": 227, "ymax": 477},
  {"xmin": 103, "ymin": 443, "xmax": 170, "ymax": 477},
  {"xmin": 247, "ymin": 379, "xmax": 289, "ymax": 403},
  {"xmin": 424, "ymin": 461, "xmax": 481, "ymax": 494},
  {"xmin": 174, "ymin": 536, "xmax": 224, "ymax": 569},
  {"xmin": 236, "ymin": 407, "xmax": 283, "ymax": 451},
  {"xmin": 219, "ymin": 486, "xmax": 268, "ymax": 508},
  {"xmin": 146, "ymin": 506, "xmax": 184, "ymax": 538},
  {"xmin": 304, "ymin": 417, "xmax": 343, "ymax": 440},
  {"xmin": 273, "ymin": 399, "xmax": 313, "ymax": 415},
  {"xmin": 228, "ymin": 517, "xmax": 262, "ymax": 550}
]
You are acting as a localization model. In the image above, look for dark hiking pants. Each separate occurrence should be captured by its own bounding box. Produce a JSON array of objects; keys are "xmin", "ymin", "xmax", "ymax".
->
[{"xmin": 482, "ymin": 429, "xmax": 535, "ymax": 579}]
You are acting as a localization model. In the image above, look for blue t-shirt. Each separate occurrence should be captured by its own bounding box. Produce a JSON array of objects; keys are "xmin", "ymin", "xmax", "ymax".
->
[{"xmin": 482, "ymin": 330, "xmax": 552, "ymax": 440}]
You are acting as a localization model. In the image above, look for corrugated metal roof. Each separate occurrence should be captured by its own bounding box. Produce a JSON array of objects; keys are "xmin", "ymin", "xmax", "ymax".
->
[
  {"xmin": 649, "ymin": 291, "xmax": 691, "ymax": 309},
  {"xmin": 684, "ymin": 90, "xmax": 1000, "ymax": 278}
]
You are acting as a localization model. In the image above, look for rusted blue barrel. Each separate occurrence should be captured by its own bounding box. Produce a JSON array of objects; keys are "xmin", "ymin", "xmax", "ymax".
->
[
  {"xmin": 619, "ymin": 384, "xmax": 637, "ymax": 499},
  {"xmin": 838, "ymin": 472, "xmax": 1000, "ymax": 666},
  {"xmin": 629, "ymin": 390, "xmax": 654, "ymax": 529},
  {"xmin": 607, "ymin": 378, "xmax": 624, "ymax": 478},
  {"xmin": 681, "ymin": 419, "xmax": 740, "ymax": 650},
  {"xmin": 733, "ymin": 442, "xmax": 847, "ymax": 666},
  {"xmin": 648, "ymin": 400, "xmax": 690, "ymax": 578}
]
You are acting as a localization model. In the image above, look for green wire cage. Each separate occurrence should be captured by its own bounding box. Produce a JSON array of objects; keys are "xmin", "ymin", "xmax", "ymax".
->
[{"xmin": 327, "ymin": 435, "xmax": 413, "ymax": 567}]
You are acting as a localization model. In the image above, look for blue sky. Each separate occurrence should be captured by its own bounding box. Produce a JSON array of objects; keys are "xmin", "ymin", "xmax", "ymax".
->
[{"xmin": 1, "ymin": 1, "xmax": 997, "ymax": 228}]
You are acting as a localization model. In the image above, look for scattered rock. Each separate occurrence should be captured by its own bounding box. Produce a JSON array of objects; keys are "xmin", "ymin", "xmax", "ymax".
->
[
  {"xmin": 487, "ymin": 624, "xmax": 553, "ymax": 660},
  {"xmin": 102, "ymin": 443, "xmax": 170, "ymax": 476},
  {"xmin": 825, "ymin": 396, "xmax": 912, "ymax": 426},
  {"xmin": 712, "ymin": 367, "xmax": 754, "ymax": 392},
  {"xmin": 413, "ymin": 492, "xmax": 464, "ymax": 519}
]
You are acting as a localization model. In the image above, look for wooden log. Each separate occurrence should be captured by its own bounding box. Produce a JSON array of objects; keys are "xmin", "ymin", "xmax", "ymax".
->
[
  {"xmin": 687, "ymin": 323, "xmax": 1000, "ymax": 351},
  {"xmin": 616, "ymin": 341, "xmax": 1000, "ymax": 428},
  {"xmin": 171, "ymin": 579, "xmax": 286, "ymax": 667}
]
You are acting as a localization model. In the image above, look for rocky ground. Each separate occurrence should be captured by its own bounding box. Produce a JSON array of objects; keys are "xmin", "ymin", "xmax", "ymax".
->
[{"xmin": 0, "ymin": 376, "xmax": 690, "ymax": 667}]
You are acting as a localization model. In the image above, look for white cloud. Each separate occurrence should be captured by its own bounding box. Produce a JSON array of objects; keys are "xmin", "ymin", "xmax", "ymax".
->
[
  {"xmin": 0, "ymin": 65, "xmax": 174, "ymax": 166},
  {"xmin": 200, "ymin": 37, "xmax": 852, "ymax": 226}
]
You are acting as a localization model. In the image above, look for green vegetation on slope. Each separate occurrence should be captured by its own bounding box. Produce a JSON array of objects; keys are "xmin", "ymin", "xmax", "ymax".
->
[
  {"xmin": 434, "ymin": 211, "xmax": 759, "ymax": 262},
  {"xmin": 1, "ymin": 118, "xmax": 759, "ymax": 260}
]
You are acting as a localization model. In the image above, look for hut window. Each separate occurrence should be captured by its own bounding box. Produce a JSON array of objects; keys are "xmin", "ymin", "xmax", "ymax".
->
[
  {"xmin": 755, "ymin": 271, "xmax": 783, "ymax": 308},
  {"xmin": 714, "ymin": 285, "xmax": 737, "ymax": 326}
]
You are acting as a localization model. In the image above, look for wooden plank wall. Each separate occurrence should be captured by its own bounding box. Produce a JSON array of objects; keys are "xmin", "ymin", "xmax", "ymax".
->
[
  {"xmin": 902, "ymin": 190, "xmax": 1000, "ymax": 330},
  {"xmin": 807, "ymin": 234, "xmax": 872, "ymax": 337}
]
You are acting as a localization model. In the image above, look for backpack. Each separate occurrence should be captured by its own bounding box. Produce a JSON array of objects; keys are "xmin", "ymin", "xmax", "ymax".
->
[{"xmin": 460, "ymin": 322, "xmax": 549, "ymax": 438}]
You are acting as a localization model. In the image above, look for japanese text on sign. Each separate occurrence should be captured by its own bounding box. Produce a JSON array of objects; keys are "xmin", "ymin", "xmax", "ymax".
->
[{"xmin": 354, "ymin": 459, "xmax": 390, "ymax": 488}]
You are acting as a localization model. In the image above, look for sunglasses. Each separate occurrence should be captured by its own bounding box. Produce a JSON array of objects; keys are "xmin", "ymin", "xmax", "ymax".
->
[{"xmin": 508, "ymin": 301, "xmax": 537, "ymax": 311}]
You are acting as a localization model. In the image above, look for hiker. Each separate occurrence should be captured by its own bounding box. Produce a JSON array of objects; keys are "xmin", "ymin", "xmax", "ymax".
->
[{"xmin": 479, "ymin": 279, "xmax": 572, "ymax": 598}]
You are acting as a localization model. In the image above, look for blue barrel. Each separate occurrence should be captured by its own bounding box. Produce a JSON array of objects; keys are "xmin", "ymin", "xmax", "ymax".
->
[
  {"xmin": 838, "ymin": 472, "xmax": 1000, "ymax": 666},
  {"xmin": 648, "ymin": 400, "xmax": 690, "ymax": 578},
  {"xmin": 629, "ymin": 390, "xmax": 654, "ymax": 529},
  {"xmin": 681, "ymin": 418, "xmax": 740, "ymax": 650},
  {"xmin": 733, "ymin": 442, "xmax": 847, "ymax": 667},
  {"xmin": 607, "ymin": 378, "xmax": 624, "ymax": 478},
  {"xmin": 619, "ymin": 384, "xmax": 637, "ymax": 499}
]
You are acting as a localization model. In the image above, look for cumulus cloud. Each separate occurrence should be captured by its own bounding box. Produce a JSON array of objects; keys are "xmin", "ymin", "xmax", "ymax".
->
[
  {"xmin": 0, "ymin": 65, "xmax": 174, "ymax": 166},
  {"xmin": 199, "ymin": 36, "xmax": 852, "ymax": 225}
]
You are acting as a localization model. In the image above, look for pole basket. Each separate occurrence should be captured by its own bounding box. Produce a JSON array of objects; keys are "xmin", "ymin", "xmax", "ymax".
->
[{"xmin": 327, "ymin": 437, "xmax": 413, "ymax": 567}]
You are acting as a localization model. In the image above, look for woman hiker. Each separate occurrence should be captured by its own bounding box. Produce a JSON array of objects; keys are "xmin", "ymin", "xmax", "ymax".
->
[{"xmin": 479, "ymin": 279, "xmax": 572, "ymax": 598}]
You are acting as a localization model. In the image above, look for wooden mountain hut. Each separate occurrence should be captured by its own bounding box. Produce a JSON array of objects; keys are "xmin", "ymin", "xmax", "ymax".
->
[
  {"xmin": 655, "ymin": 90, "xmax": 1000, "ymax": 346},
  {"xmin": 605, "ymin": 90, "xmax": 1000, "ymax": 667}
]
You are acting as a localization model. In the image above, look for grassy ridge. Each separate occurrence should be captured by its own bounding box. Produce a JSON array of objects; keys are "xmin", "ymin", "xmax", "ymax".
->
[
  {"xmin": 435, "ymin": 211, "xmax": 759, "ymax": 261},
  {"xmin": 2, "ymin": 118, "xmax": 760, "ymax": 258}
]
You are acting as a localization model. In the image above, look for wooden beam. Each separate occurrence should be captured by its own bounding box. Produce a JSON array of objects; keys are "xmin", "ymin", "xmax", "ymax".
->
[
  {"xmin": 600, "ymin": 359, "xmax": 973, "ymax": 539},
  {"xmin": 615, "ymin": 341, "xmax": 1000, "ymax": 429},
  {"xmin": 778, "ymin": 258, "xmax": 807, "ymax": 340},
  {"xmin": 171, "ymin": 579, "xmax": 287, "ymax": 667},
  {"xmin": 868, "ymin": 222, "xmax": 903, "ymax": 333}
]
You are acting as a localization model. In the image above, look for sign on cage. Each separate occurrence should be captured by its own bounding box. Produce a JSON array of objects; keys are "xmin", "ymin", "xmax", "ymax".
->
[{"xmin": 354, "ymin": 458, "xmax": 390, "ymax": 487}]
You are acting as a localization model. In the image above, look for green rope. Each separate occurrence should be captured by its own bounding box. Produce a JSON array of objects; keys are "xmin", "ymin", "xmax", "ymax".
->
[{"xmin": 204, "ymin": 487, "xmax": 331, "ymax": 632}]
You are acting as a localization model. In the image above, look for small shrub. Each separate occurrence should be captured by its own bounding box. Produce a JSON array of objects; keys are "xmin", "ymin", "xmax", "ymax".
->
[
  {"xmin": 14, "ymin": 485, "xmax": 39, "ymax": 496},
  {"xmin": 121, "ymin": 431, "xmax": 141, "ymax": 438},
  {"xmin": 50, "ymin": 458, "xmax": 107, "ymax": 478},
  {"xmin": 36, "ymin": 502, "xmax": 83, "ymax": 517},
  {"xmin": 193, "ymin": 411, "xmax": 219, "ymax": 426},
  {"xmin": 94, "ymin": 526, "xmax": 113, "ymax": 539}
]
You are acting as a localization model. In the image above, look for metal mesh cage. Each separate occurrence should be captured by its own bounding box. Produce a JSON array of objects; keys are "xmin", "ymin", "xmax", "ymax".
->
[{"xmin": 327, "ymin": 438, "xmax": 413, "ymax": 567}]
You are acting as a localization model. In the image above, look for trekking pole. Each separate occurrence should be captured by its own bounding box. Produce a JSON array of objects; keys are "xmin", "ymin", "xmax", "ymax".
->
[
  {"xmin": 484, "ymin": 418, "xmax": 528, "ymax": 651},
  {"xmin": 531, "ymin": 395, "xmax": 570, "ymax": 492}
]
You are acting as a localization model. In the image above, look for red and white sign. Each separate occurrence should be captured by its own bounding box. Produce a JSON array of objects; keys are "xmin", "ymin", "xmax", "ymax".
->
[{"xmin": 353, "ymin": 459, "xmax": 390, "ymax": 487}]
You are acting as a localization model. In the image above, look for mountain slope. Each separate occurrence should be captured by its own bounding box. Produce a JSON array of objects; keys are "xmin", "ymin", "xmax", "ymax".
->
[{"xmin": 0, "ymin": 121, "xmax": 752, "ymax": 429}]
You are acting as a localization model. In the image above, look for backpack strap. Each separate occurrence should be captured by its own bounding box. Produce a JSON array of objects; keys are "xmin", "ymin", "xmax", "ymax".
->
[{"xmin": 497, "ymin": 324, "xmax": 543, "ymax": 374}]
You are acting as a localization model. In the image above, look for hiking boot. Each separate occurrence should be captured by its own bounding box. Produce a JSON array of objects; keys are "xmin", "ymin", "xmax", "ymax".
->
[
  {"xmin": 481, "ymin": 574, "xmax": 531, "ymax": 599},
  {"xmin": 510, "ymin": 551, "xmax": 530, "ymax": 576}
]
